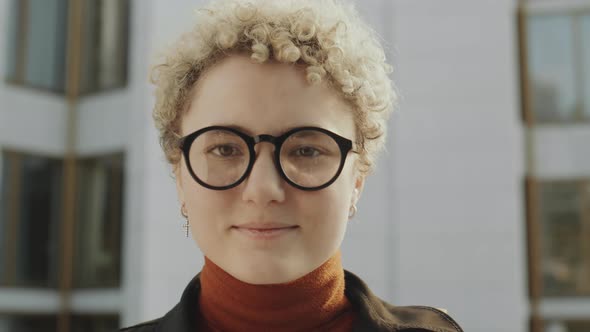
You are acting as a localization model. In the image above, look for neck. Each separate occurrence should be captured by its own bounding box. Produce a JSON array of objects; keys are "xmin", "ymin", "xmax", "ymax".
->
[{"xmin": 198, "ymin": 251, "xmax": 356, "ymax": 331}]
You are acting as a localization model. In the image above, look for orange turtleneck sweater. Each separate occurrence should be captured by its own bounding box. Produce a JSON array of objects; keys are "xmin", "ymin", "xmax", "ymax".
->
[{"xmin": 196, "ymin": 252, "xmax": 356, "ymax": 331}]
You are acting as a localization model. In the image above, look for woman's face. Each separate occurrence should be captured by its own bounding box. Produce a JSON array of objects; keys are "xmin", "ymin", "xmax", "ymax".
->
[{"xmin": 175, "ymin": 55, "xmax": 364, "ymax": 284}]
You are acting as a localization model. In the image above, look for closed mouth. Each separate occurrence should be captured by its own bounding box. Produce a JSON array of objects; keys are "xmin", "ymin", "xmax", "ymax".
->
[
  {"xmin": 232, "ymin": 225, "xmax": 299, "ymax": 230},
  {"xmin": 231, "ymin": 225, "xmax": 299, "ymax": 239}
]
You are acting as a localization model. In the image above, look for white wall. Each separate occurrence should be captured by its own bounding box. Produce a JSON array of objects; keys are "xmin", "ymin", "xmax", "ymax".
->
[
  {"xmin": 534, "ymin": 125, "xmax": 590, "ymax": 178},
  {"xmin": 76, "ymin": 90, "xmax": 130, "ymax": 156},
  {"xmin": 120, "ymin": 0, "xmax": 157, "ymax": 326},
  {"xmin": 390, "ymin": 0, "xmax": 527, "ymax": 331},
  {"xmin": 0, "ymin": 87, "xmax": 68, "ymax": 156}
]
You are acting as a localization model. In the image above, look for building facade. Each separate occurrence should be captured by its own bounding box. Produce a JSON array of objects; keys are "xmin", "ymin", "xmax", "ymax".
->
[{"xmin": 0, "ymin": 0, "xmax": 588, "ymax": 331}]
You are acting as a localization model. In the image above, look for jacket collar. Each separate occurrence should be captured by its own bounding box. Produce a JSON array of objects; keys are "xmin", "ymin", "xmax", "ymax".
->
[
  {"xmin": 344, "ymin": 271, "xmax": 463, "ymax": 332},
  {"xmin": 155, "ymin": 271, "xmax": 463, "ymax": 332}
]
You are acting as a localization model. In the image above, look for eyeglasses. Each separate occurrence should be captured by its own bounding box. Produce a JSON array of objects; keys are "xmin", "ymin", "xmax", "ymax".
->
[{"xmin": 178, "ymin": 126, "xmax": 356, "ymax": 191}]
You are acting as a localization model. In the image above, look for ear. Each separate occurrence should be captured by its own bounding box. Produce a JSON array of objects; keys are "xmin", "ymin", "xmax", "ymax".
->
[
  {"xmin": 173, "ymin": 163, "xmax": 186, "ymax": 206},
  {"xmin": 352, "ymin": 174, "xmax": 365, "ymax": 205}
]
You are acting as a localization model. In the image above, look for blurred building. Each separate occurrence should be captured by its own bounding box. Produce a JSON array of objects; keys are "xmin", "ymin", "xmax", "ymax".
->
[
  {"xmin": 521, "ymin": 1, "xmax": 590, "ymax": 331},
  {"xmin": 0, "ymin": 0, "xmax": 588, "ymax": 331}
]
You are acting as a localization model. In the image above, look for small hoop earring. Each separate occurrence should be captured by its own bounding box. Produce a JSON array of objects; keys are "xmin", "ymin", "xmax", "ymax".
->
[
  {"xmin": 181, "ymin": 205, "xmax": 189, "ymax": 238},
  {"xmin": 348, "ymin": 204, "xmax": 357, "ymax": 219}
]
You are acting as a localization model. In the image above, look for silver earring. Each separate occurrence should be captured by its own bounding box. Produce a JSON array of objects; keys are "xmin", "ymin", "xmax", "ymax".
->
[
  {"xmin": 181, "ymin": 205, "xmax": 189, "ymax": 238},
  {"xmin": 348, "ymin": 204, "xmax": 357, "ymax": 219},
  {"xmin": 348, "ymin": 188, "xmax": 360, "ymax": 219}
]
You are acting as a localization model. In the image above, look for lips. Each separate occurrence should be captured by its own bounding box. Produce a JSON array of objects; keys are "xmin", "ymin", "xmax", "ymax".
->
[
  {"xmin": 232, "ymin": 222, "xmax": 298, "ymax": 230},
  {"xmin": 231, "ymin": 223, "xmax": 299, "ymax": 240}
]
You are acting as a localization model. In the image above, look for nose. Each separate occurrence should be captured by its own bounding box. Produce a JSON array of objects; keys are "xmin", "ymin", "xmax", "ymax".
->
[{"xmin": 241, "ymin": 143, "xmax": 286, "ymax": 206}]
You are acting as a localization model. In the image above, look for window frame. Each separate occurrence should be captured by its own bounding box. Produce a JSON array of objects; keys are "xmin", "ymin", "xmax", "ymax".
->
[
  {"xmin": 525, "ymin": 177, "xmax": 590, "ymax": 332},
  {"xmin": 0, "ymin": 149, "xmax": 125, "ymax": 332},
  {"xmin": 4, "ymin": 0, "xmax": 130, "ymax": 96},
  {"xmin": 0, "ymin": 149, "xmax": 64, "ymax": 288},
  {"xmin": 519, "ymin": 6, "xmax": 590, "ymax": 125},
  {"xmin": 526, "ymin": 177, "xmax": 590, "ymax": 298},
  {"xmin": 73, "ymin": 153, "xmax": 124, "ymax": 289},
  {"xmin": 542, "ymin": 318, "xmax": 590, "ymax": 332}
]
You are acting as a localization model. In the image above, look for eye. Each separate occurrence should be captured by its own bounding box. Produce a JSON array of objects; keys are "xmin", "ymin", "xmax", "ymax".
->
[
  {"xmin": 209, "ymin": 144, "xmax": 243, "ymax": 157},
  {"xmin": 292, "ymin": 146, "xmax": 321, "ymax": 158}
]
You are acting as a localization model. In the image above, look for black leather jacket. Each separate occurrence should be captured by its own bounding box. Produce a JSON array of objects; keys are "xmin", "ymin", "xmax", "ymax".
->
[{"xmin": 119, "ymin": 270, "xmax": 464, "ymax": 332}]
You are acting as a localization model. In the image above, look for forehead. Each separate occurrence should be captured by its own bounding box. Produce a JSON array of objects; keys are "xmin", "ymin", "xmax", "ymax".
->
[{"xmin": 182, "ymin": 55, "xmax": 355, "ymax": 137}]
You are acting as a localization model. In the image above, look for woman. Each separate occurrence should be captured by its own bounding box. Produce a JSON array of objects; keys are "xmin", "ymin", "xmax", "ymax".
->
[{"xmin": 121, "ymin": 0, "xmax": 463, "ymax": 331}]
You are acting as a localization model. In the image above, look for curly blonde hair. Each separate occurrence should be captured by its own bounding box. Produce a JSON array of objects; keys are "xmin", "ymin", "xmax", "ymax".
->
[{"xmin": 152, "ymin": 0, "xmax": 396, "ymax": 175}]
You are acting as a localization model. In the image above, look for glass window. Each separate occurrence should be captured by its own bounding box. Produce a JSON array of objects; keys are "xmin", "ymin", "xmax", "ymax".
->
[
  {"xmin": 5, "ymin": 0, "xmax": 69, "ymax": 91},
  {"xmin": 71, "ymin": 314, "xmax": 119, "ymax": 332},
  {"xmin": 0, "ymin": 314, "xmax": 119, "ymax": 332},
  {"xmin": 0, "ymin": 151, "xmax": 125, "ymax": 288},
  {"xmin": 4, "ymin": 0, "xmax": 19, "ymax": 80},
  {"xmin": 0, "ymin": 314, "xmax": 57, "ymax": 332},
  {"xmin": 539, "ymin": 181, "xmax": 590, "ymax": 296},
  {"xmin": 0, "ymin": 153, "xmax": 7, "ymax": 281},
  {"xmin": 527, "ymin": 15, "xmax": 577, "ymax": 122},
  {"xmin": 4, "ymin": 0, "xmax": 129, "ymax": 94},
  {"xmin": 74, "ymin": 154, "xmax": 124, "ymax": 288},
  {"xmin": 582, "ymin": 15, "xmax": 590, "ymax": 119},
  {"xmin": 568, "ymin": 321, "xmax": 590, "ymax": 332},
  {"xmin": 0, "ymin": 151, "xmax": 62, "ymax": 287},
  {"xmin": 79, "ymin": 0, "xmax": 129, "ymax": 94},
  {"xmin": 24, "ymin": 0, "xmax": 69, "ymax": 91},
  {"xmin": 544, "ymin": 320, "xmax": 590, "ymax": 332}
]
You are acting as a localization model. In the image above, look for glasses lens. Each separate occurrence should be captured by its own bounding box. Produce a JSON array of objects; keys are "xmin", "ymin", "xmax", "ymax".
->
[
  {"xmin": 188, "ymin": 129, "xmax": 249, "ymax": 187},
  {"xmin": 280, "ymin": 130, "xmax": 341, "ymax": 188}
]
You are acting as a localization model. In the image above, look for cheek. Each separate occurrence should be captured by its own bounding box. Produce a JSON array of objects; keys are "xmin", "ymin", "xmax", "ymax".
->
[
  {"xmin": 185, "ymin": 189, "xmax": 235, "ymax": 220},
  {"xmin": 299, "ymin": 183, "xmax": 351, "ymax": 229},
  {"xmin": 288, "ymin": 162, "xmax": 358, "ymax": 226},
  {"xmin": 182, "ymin": 180, "xmax": 238, "ymax": 253},
  {"xmin": 181, "ymin": 168, "xmax": 235, "ymax": 223}
]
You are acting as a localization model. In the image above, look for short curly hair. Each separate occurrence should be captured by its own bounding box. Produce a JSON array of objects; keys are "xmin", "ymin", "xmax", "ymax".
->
[{"xmin": 151, "ymin": 0, "xmax": 396, "ymax": 175}]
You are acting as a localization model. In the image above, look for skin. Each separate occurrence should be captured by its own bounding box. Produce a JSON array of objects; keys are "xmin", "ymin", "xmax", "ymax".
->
[{"xmin": 175, "ymin": 54, "xmax": 364, "ymax": 285}]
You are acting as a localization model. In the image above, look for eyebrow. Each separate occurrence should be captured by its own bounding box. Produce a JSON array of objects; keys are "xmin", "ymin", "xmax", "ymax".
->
[
  {"xmin": 220, "ymin": 124, "xmax": 307, "ymax": 136},
  {"xmin": 221, "ymin": 124, "xmax": 254, "ymax": 135}
]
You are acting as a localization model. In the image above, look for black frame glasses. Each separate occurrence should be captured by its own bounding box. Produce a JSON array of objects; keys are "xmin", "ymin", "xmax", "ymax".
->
[{"xmin": 178, "ymin": 125, "xmax": 355, "ymax": 191}]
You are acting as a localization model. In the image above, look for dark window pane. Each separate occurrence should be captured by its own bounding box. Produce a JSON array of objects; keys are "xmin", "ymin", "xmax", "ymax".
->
[
  {"xmin": 0, "ymin": 314, "xmax": 57, "ymax": 332},
  {"xmin": 5, "ymin": 0, "xmax": 128, "ymax": 94},
  {"xmin": 16, "ymin": 154, "xmax": 62, "ymax": 286},
  {"xmin": 545, "ymin": 320, "xmax": 590, "ymax": 332},
  {"xmin": 71, "ymin": 314, "xmax": 119, "ymax": 332},
  {"xmin": 80, "ymin": 0, "xmax": 129, "ymax": 94},
  {"xmin": 582, "ymin": 15, "xmax": 590, "ymax": 119},
  {"xmin": 23, "ymin": 0, "xmax": 68, "ymax": 91},
  {"xmin": 568, "ymin": 321, "xmax": 590, "ymax": 332},
  {"xmin": 527, "ymin": 15, "xmax": 577, "ymax": 122},
  {"xmin": 0, "ymin": 154, "xmax": 9, "ymax": 281},
  {"xmin": 74, "ymin": 154, "xmax": 124, "ymax": 287},
  {"xmin": 0, "ymin": 151, "xmax": 62, "ymax": 287},
  {"xmin": 4, "ymin": 0, "xmax": 20, "ymax": 80},
  {"xmin": 539, "ymin": 181, "xmax": 590, "ymax": 296}
]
